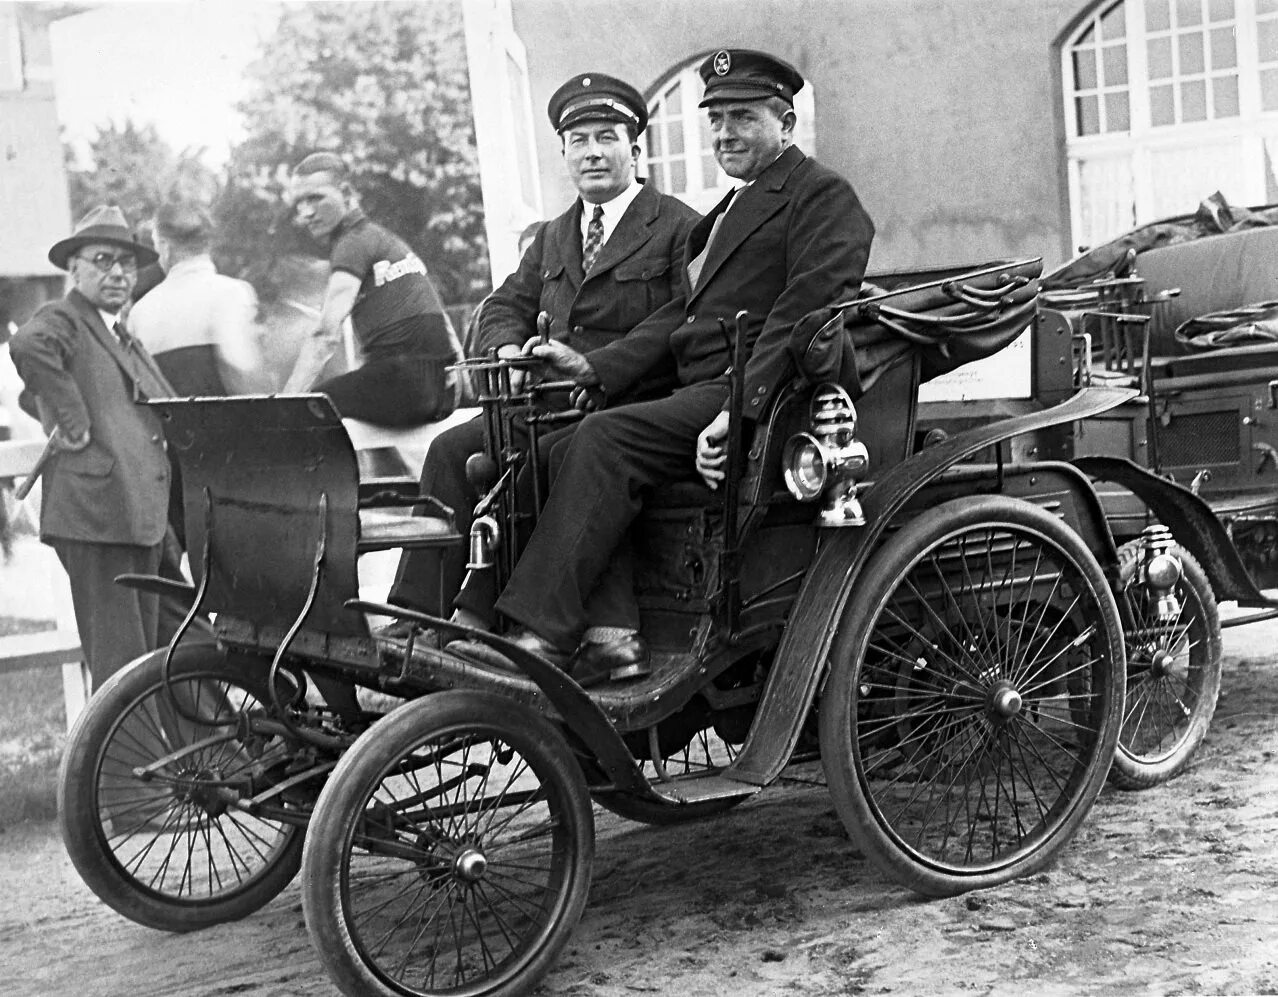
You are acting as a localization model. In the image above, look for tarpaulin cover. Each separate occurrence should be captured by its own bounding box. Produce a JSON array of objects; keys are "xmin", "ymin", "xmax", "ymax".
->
[
  {"xmin": 789, "ymin": 258, "xmax": 1042, "ymax": 401},
  {"xmin": 1043, "ymin": 192, "xmax": 1278, "ymax": 291}
]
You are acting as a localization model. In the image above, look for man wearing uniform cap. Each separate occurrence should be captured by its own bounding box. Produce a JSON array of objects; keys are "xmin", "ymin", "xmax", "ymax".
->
[
  {"xmin": 380, "ymin": 71, "xmax": 700, "ymax": 649},
  {"xmin": 10, "ymin": 206, "xmax": 180, "ymax": 687},
  {"xmin": 478, "ymin": 48, "xmax": 875, "ymax": 679}
]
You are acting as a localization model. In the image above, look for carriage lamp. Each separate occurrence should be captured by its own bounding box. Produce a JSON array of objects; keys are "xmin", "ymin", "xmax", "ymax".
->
[
  {"xmin": 1139, "ymin": 524, "xmax": 1183, "ymax": 622},
  {"xmin": 467, "ymin": 515, "xmax": 501, "ymax": 570},
  {"xmin": 781, "ymin": 384, "xmax": 870, "ymax": 527}
]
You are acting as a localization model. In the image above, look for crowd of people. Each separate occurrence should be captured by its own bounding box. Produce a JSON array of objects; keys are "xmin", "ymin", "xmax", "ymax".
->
[{"xmin": 8, "ymin": 46, "xmax": 875, "ymax": 692}]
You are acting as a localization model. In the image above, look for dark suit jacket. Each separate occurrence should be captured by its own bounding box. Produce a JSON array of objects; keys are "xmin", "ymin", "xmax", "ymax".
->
[
  {"xmin": 10, "ymin": 289, "xmax": 174, "ymax": 546},
  {"xmin": 475, "ymin": 182, "xmax": 700, "ymax": 371},
  {"xmin": 583, "ymin": 145, "xmax": 875, "ymax": 420}
]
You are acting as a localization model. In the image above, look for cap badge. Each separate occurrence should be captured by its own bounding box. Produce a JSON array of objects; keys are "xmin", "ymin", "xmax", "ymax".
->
[
  {"xmin": 582, "ymin": 76, "xmax": 592, "ymax": 86},
  {"xmin": 713, "ymin": 50, "xmax": 731, "ymax": 76}
]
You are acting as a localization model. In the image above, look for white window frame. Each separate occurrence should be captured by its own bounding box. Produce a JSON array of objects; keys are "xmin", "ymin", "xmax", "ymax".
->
[
  {"xmin": 462, "ymin": 0, "xmax": 542, "ymax": 286},
  {"xmin": 0, "ymin": 6, "xmax": 24, "ymax": 92},
  {"xmin": 1064, "ymin": 0, "xmax": 1278, "ymax": 250},
  {"xmin": 640, "ymin": 58, "xmax": 816, "ymax": 214}
]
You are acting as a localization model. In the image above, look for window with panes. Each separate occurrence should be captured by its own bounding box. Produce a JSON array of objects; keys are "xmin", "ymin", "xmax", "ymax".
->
[{"xmin": 1064, "ymin": 0, "xmax": 1278, "ymax": 249}]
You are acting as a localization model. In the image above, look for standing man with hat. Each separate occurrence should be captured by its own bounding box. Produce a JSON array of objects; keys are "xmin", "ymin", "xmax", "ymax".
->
[
  {"xmin": 9, "ymin": 206, "xmax": 178, "ymax": 687},
  {"xmin": 381, "ymin": 72, "xmax": 700, "ymax": 638},
  {"xmin": 462, "ymin": 49, "xmax": 875, "ymax": 680}
]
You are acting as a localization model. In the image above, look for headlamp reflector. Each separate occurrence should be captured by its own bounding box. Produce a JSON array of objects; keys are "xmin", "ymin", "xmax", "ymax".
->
[{"xmin": 782, "ymin": 432, "xmax": 828, "ymax": 501}]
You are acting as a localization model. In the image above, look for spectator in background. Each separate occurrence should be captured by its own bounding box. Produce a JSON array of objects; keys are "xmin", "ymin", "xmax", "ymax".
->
[
  {"xmin": 128, "ymin": 202, "xmax": 267, "ymax": 551},
  {"xmin": 129, "ymin": 201, "xmax": 267, "ymax": 396},
  {"xmin": 9, "ymin": 206, "xmax": 179, "ymax": 688},
  {"xmin": 284, "ymin": 151, "xmax": 462, "ymax": 426}
]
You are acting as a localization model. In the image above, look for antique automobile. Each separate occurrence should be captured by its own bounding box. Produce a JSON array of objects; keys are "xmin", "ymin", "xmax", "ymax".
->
[
  {"xmin": 59, "ymin": 258, "xmax": 1144, "ymax": 997},
  {"xmin": 917, "ymin": 203, "xmax": 1278, "ymax": 794}
]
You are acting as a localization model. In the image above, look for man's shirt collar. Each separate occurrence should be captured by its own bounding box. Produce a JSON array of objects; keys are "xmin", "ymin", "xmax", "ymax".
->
[
  {"xmin": 165, "ymin": 255, "xmax": 216, "ymax": 278},
  {"xmin": 579, "ymin": 179, "xmax": 642, "ymax": 247}
]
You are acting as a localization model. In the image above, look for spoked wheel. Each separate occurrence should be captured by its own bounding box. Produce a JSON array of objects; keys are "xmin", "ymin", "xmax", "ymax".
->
[
  {"xmin": 819, "ymin": 496, "xmax": 1125, "ymax": 897},
  {"xmin": 58, "ymin": 644, "xmax": 309, "ymax": 930},
  {"xmin": 302, "ymin": 690, "xmax": 593, "ymax": 997},
  {"xmin": 1110, "ymin": 540, "xmax": 1221, "ymax": 789},
  {"xmin": 595, "ymin": 706, "xmax": 743, "ymax": 825}
]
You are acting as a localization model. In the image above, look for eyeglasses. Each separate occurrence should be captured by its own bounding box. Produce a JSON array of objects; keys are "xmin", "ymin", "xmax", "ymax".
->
[{"xmin": 76, "ymin": 251, "xmax": 139, "ymax": 274}]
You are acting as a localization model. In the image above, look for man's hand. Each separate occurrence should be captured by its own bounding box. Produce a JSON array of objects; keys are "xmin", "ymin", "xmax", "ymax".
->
[
  {"xmin": 523, "ymin": 337, "xmax": 598, "ymax": 385},
  {"xmin": 569, "ymin": 385, "xmax": 604, "ymax": 412},
  {"xmin": 695, "ymin": 411, "xmax": 731, "ymax": 490},
  {"xmin": 496, "ymin": 343, "xmax": 528, "ymax": 392},
  {"xmin": 51, "ymin": 426, "xmax": 90, "ymax": 452}
]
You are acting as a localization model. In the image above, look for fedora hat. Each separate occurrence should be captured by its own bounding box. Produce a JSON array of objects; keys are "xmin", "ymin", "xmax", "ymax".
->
[{"xmin": 48, "ymin": 204, "xmax": 159, "ymax": 271}]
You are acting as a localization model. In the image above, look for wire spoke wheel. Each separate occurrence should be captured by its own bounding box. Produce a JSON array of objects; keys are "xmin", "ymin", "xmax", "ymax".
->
[
  {"xmin": 58, "ymin": 645, "xmax": 306, "ymax": 930},
  {"xmin": 1111, "ymin": 540, "xmax": 1222, "ymax": 789},
  {"xmin": 303, "ymin": 691, "xmax": 592, "ymax": 997},
  {"xmin": 820, "ymin": 496, "xmax": 1124, "ymax": 896}
]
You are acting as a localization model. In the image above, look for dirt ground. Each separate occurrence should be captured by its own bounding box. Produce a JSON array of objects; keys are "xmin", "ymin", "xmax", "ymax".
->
[{"xmin": 4, "ymin": 614, "xmax": 1278, "ymax": 997}]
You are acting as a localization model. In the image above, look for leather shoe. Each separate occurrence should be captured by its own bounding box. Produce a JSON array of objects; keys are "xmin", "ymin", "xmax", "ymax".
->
[
  {"xmin": 446, "ymin": 628, "xmax": 571, "ymax": 671},
  {"xmin": 506, "ymin": 628, "xmax": 572, "ymax": 668},
  {"xmin": 571, "ymin": 634, "xmax": 651, "ymax": 688}
]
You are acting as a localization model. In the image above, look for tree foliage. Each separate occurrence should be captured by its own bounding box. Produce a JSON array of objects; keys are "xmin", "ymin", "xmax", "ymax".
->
[
  {"xmin": 220, "ymin": 1, "xmax": 488, "ymax": 305},
  {"xmin": 65, "ymin": 122, "xmax": 221, "ymax": 239},
  {"xmin": 65, "ymin": 120, "xmax": 166, "ymax": 226}
]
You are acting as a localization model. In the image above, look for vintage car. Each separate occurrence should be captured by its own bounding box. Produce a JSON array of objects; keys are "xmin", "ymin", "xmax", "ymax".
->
[
  {"xmin": 918, "ymin": 204, "xmax": 1278, "ymax": 793},
  {"xmin": 58, "ymin": 258, "xmax": 1164, "ymax": 997}
]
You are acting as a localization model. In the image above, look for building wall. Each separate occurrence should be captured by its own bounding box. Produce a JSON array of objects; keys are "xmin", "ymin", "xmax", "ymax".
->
[
  {"xmin": 512, "ymin": 0, "xmax": 1085, "ymax": 272},
  {"xmin": 0, "ymin": 2, "xmax": 72, "ymax": 284}
]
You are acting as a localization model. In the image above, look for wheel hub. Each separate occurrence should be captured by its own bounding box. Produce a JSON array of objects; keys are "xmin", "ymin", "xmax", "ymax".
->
[
  {"xmin": 1150, "ymin": 648, "xmax": 1175, "ymax": 678},
  {"xmin": 175, "ymin": 767, "xmax": 229, "ymax": 817},
  {"xmin": 453, "ymin": 847, "xmax": 488, "ymax": 884},
  {"xmin": 988, "ymin": 683, "xmax": 1023, "ymax": 721}
]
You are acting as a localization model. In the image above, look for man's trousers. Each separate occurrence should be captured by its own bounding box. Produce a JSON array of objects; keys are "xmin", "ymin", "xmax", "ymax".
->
[
  {"xmin": 388, "ymin": 415, "xmax": 487, "ymax": 619},
  {"xmin": 53, "ymin": 538, "xmax": 164, "ymax": 688},
  {"xmin": 495, "ymin": 381, "xmax": 729, "ymax": 650}
]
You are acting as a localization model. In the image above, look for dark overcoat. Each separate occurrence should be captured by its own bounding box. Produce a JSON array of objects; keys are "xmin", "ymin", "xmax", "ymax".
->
[
  {"xmin": 582, "ymin": 144, "xmax": 875, "ymax": 420},
  {"xmin": 475, "ymin": 181, "xmax": 701, "ymax": 361}
]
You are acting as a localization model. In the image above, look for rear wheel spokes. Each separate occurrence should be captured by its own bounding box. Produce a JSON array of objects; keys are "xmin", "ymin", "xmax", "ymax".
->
[
  {"xmin": 860, "ymin": 525, "xmax": 1107, "ymax": 867},
  {"xmin": 1108, "ymin": 540, "xmax": 1222, "ymax": 790},
  {"xmin": 1120, "ymin": 605, "xmax": 1199, "ymax": 755},
  {"xmin": 98, "ymin": 677, "xmax": 296, "ymax": 902}
]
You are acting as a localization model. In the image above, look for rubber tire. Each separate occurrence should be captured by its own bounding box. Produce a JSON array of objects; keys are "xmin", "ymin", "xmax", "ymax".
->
[
  {"xmin": 819, "ymin": 496, "xmax": 1125, "ymax": 897},
  {"xmin": 1109, "ymin": 540, "xmax": 1222, "ymax": 790},
  {"xmin": 302, "ymin": 690, "xmax": 594, "ymax": 997},
  {"xmin": 58, "ymin": 643, "xmax": 305, "ymax": 931}
]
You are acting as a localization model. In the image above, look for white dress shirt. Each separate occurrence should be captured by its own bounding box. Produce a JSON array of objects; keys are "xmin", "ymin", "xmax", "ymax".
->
[
  {"xmin": 578, "ymin": 179, "xmax": 643, "ymax": 253},
  {"xmin": 129, "ymin": 254, "xmax": 264, "ymax": 389}
]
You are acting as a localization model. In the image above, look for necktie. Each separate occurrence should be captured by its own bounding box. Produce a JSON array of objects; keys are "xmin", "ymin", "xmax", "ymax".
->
[
  {"xmin": 687, "ymin": 189, "xmax": 736, "ymax": 289},
  {"xmin": 112, "ymin": 320, "xmax": 134, "ymax": 351},
  {"xmin": 582, "ymin": 203, "xmax": 605, "ymax": 272}
]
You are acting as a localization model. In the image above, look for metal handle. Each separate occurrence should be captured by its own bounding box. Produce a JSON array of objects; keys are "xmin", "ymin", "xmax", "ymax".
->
[{"xmin": 15, "ymin": 429, "xmax": 61, "ymax": 501}]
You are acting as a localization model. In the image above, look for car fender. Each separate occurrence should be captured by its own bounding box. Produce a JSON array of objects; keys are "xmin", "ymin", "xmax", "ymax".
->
[
  {"xmin": 726, "ymin": 384, "xmax": 1138, "ymax": 787},
  {"xmin": 1073, "ymin": 453, "xmax": 1278, "ymax": 606}
]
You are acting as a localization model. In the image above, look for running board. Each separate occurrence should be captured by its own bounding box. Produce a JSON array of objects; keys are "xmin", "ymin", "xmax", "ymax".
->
[{"xmin": 649, "ymin": 773, "xmax": 762, "ymax": 805}]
